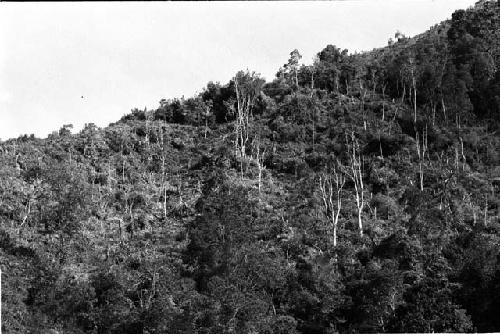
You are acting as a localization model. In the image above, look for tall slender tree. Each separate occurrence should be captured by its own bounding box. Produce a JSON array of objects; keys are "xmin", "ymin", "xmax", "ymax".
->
[
  {"xmin": 346, "ymin": 132, "xmax": 365, "ymax": 236},
  {"xmin": 319, "ymin": 164, "xmax": 346, "ymax": 246}
]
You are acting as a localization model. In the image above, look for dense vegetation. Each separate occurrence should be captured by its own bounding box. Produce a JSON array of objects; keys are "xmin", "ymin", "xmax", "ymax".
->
[{"xmin": 1, "ymin": 1, "xmax": 500, "ymax": 333}]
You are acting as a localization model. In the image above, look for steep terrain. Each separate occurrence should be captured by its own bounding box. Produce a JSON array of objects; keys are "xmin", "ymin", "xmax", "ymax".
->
[{"xmin": 1, "ymin": 1, "xmax": 500, "ymax": 333}]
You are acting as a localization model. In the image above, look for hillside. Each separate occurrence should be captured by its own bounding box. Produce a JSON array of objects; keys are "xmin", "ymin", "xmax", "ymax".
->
[{"xmin": 1, "ymin": 1, "xmax": 500, "ymax": 333}]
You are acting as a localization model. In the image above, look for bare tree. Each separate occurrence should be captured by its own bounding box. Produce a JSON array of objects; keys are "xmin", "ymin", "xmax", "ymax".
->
[
  {"xmin": 252, "ymin": 136, "xmax": 266, "ymax": 197},
  {"xmin": 233, "ymin": 71, "xmax": 264, "ymax": 160},
  {"xmin": 400, "ymin": 52, "xmax": 418, "ymax": 123},
  {"xmin": 204, "ymin": 100, "xmax": 213, "ymax": 139},
  {"xmin": 415, "ymin": 125, "xmax": 428, "ymax": 191},
  {"xmin": 381, "ymin": 84, "xmax": 387, "ymax": 122},
  {"xmin": 459, "ymin": 137, "xmax": 467, "ymax": 171},
  {"xmin": 319, "ymin": 164, "xmax": 346, "ymax": 246},
  {"xmin": 409, "ymin": 56, "xmax": 418, "ymax": 124},
  {"xmin": 157, "ymin": 124, "xmax": 169, "ymax": 218},
  {"xmin": 347, "ymin": 132, "xmax": 365, "ymax": 236},
  {"xmin": 232, "ymin": 71, "xmax": 264, "ymax": 180},
  {"xmin": 161, "ymin": 154, "xmax": 168, "ymax": 218}
]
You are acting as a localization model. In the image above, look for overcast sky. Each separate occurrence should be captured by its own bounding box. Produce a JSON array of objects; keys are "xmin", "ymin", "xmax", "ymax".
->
[{"xmin": 0, "ymin": 0, "xmax": 477, "ymax": 140}]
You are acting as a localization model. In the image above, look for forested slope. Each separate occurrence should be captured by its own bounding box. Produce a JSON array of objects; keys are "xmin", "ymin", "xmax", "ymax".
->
[{"xmin": 1, "ymin": 1, "xmax": 500, "ymax": 333}]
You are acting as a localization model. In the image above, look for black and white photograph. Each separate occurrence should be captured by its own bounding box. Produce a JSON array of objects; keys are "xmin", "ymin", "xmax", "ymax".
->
[{"xmin": 1, "ymin": 1, "xmax": 500, "ymax": 333}]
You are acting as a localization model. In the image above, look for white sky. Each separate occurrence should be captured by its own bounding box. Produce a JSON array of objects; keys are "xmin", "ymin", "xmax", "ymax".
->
[{"xmin": 0, "ymin": 0, "xmax": 477, "ymax": 140}]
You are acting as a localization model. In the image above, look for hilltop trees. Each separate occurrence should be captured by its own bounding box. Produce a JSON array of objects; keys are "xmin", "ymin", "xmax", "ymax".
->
[
  {"xmin": 314, "ymin": 45, "xmax": 349, "ymax": 93},
  {"xmin": 202, "ymin": 81, "xmax": 235, "ymax": 123},
  {"xmin": 282, "ymin": 49, "xmax": 302, "ymax": 89}
]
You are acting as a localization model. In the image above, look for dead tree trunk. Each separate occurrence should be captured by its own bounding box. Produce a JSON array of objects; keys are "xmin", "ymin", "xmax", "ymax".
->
[
  {"xmin": 234, "ymin": 78, "xmax": 251, "ymax": 160},
  {"xmin": 415, "ymin": 125, "xmax": 428, "ymax": 191},
  {"xmin": 233, "ymin": 71, "xmax": 263, "ymax": 178},
  {"xmin": 161, "ymin": 155, "xmax": 168, "ymax": 218},
  {"xmin": 319, "ymin": 165, "xmax": 346, "ymax": 246},
  {"xmin": 252, "ymin": 136, "xmax": 266, "ymax": 197},
  {"xmin": 347, "ymin": 132, "xmax": 365, "ymax": 236}
]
